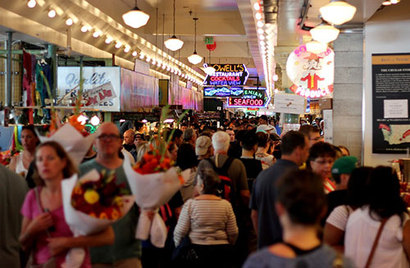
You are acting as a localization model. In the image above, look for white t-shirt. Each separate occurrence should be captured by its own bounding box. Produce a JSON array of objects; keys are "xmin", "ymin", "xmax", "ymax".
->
[
  {"xmin": 345, "ymin": 206, "xmax": 409, "ymax": 268},
  {"xmin": 326, "ymin": 205, "xmax": 354, "ymax": 231}
]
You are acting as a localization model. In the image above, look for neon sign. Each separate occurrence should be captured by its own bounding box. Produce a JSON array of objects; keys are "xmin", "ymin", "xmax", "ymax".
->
[
  {"xmin": 286, "ymin": 44, "xmax": 334, "ymax": 99},
  {"xmin": 227, "ymin": 88, "xmax": 270, "ymax": 108},
  {"xmin": 203, "ymin": 87, "xmax": 243, "ymax": 97},
  {"xmin": 203, "ymin": 64, "xmax": 249, "ymax": 86}
]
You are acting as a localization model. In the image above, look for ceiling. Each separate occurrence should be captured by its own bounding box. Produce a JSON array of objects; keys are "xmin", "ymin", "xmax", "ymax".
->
[{"xmin": 0, "ymin": 0, "xmax": 390, "ymax": 86}]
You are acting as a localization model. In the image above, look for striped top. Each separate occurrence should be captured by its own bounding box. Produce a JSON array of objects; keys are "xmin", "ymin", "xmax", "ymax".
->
[{"xmin": 174, "ymin": 198, "xmax": 238, "ymax": 246}]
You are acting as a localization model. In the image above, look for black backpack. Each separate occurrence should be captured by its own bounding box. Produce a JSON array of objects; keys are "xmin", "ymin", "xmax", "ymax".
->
[{"xmin": 206, "ymin": 157, "xmax": 235, "ymax": 203}]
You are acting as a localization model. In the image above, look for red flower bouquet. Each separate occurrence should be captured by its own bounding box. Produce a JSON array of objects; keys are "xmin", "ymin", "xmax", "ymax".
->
[
  {"xmin": 0, "ymin": 150, "xmax": 19, "ymax": 166},
  {"xmin": 71, "ymin": 171, "xmax": 130, "ymax": 220}
]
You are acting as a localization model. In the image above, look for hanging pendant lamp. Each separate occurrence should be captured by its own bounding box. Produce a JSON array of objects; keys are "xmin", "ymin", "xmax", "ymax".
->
[
  {"xmin": 306, "ymin": 40, "xmax": 328, "ymax": 55},
  {"xmin": 310, "ymin": 20, "xmax": 340, "ymax": 43},
  {"xmin": 319, "ymin": 0, "xmax": 357, "ymax": 25},
  {"xmin": 122, "ymin": 0, "xmax": 150, "ymax": 29},
  {"xmin": 203, "ymin": 50, "xmax": 216, "ymax": 75},
  {"xmin": 188, "ymin": 18, "xmax": 203, "ymax": 65},
  {"xmin": 164, "ymin": 0, "xmax": 184, "ymax": 51}
]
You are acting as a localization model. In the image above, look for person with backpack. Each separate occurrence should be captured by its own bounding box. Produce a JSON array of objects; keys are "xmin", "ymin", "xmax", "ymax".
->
[{"xmin": 196, "ymin": 131, "xmax": 250, "ymax": 266}]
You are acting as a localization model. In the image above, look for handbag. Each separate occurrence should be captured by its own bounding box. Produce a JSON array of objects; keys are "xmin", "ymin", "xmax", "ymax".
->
[
  {"xmin": 364, "ymin": 218, "xmax": 388, "ymax": 268},
  {"xmin": 25, "ymin": 188, "xmax": 57, "ymax": 268}
]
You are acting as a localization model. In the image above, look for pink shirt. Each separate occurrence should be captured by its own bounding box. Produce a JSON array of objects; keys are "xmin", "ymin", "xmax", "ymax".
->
[{"xmin": 21, "ymin": 188, "xmax": 91, "ymax": 267}]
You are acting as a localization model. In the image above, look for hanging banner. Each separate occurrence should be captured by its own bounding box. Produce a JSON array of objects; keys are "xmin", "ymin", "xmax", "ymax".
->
[
  {"xmin": 372, "ymin": 53, "xmax": 410, "ymax": 154},
  {"xmin": 286, "ymin": 44, "xmax": 334, "ymax": 99},
  {"xmin": 120, "ymin": 68, "xmax": 159, "ymax": 111},
  {"xmin": 227, "ymin": 88, "xmax": 270, "ymax": 108},
  {"xmin": 203, "ymin": 64, "xmax": 249, "ymax": 87},
  {"xmin": 57, "ymin": 67, "xmax": 121, "ymax": 111},
  {"xmin": 272, "ymin": 93, "xmax": 306, "ymax": 114}
]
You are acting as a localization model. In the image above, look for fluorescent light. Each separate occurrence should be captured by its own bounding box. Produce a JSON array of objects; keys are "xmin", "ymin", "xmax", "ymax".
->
[
  {"xmin": 115, "ymin": 41, "xmax": 122, "ymax": 48},
  {"xmin": 65, "ymin": 18, "xmax": 74, "ymax": 26},
  {"xmin": 105, "ymin": 37, "xmax": 113, "ymax": 44},
  {"xmin": 132, "ymin": 51, "xmax": 138, "ymax": 56},
  {"xmin": 124, "ymin": 46, "xmax": 130, "ymax": 53},
  {"xmin": 81, "ymin": 25, "xmax": 89, "ymax": 32},
  {"xmin": 93, "ymin": 31, "xmax": 101, "ymax": 38}
]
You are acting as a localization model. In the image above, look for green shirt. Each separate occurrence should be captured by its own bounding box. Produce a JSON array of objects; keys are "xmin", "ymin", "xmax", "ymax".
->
[{"xmin": 79, "ymin": 159, "xmax": 141, "ymax": 263}]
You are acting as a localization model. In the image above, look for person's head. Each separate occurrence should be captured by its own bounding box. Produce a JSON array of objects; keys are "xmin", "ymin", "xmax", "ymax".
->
[
  {"xmin": 134, "ymin": 121, "xmax": 144, "ymax": 132},
  {"xmin": 195, "ymin": 168, "xmax": 221, "ymax": 195},
  {"xmin": 259, "ymin": 115, "xmax": 268, "ymax": 125},
  {"xmin": 134, "ymin": 133, "xmax": 145, "ymax": 146},
  {"xmin": 338, "ymin": 145, "xmax": 350, "ymax": 157},
  {"xmin": 195, "ymin": 136, "xmax": 213, "ymax": 159},
  {"xmin": 167, "ymin": 142, "xmax": 178, "ymax": 162},
  {"xmin": 171, "ymin": 129, "xmax": 183, "ymax": 146},
  {"xmin": 226, "ymin": 129, "xmax": 235, "ymax": 142},
  {"xmin": 299, "ymin": 125, "xmax": 322, "ymax": 148},
  {"xmin": 256, "ymin": 131, "xmax": 269, "ymax": 148},
  {"xmin": 331, "ymin": 156, "xmax": 358, "ymax": 188},
  {"xmin": 280, "ymin": 130, "xmax": 309, "ymax": 165},
  {"xmin": 33, "ymin": 141, "xmax": 77, "ymax": 186},
  {"xmin": 212, "ymin": 131, "xmax": 230, "ymax": 154},
  {"xmin": 241, "ymin": 130, "xmax": 258, "ymax": 152},
  {"xmin": 368, "ymin": 166, "xmax": 407, "ymax": 220},
  {"xmin": 276, "ymin": 169, "xmax": 326, "ymax": 227},
  {"xmin": 346, "ymin": 167, "xmax": 373, "ymax": 209},
  {"xmin": 308, "ymin": 142, "xmax": 336, "ymax": 180},
  {"xmin": 183, "ymin": 128, "xmax": 196, "ymax": 144},
  {"xmin": 95, "ymin": 122, "xmax": 122, "ymax": 158},
  {"xmin": 21, "ymin": 125, "xmax": 40, "ymax": 152},
  {"xmin": 180, "ymin": 123, "xmax": 188, "ymax": 132},
  {"xmin": 256, "ymin": 124, "xmax": 274, "ymax": 134},
  {"xmin": 123, "ymin": 129, "xmax": 135, "ymax": 145}
]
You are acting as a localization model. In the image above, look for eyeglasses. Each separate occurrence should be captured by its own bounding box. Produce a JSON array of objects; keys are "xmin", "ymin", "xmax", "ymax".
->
[{"xmin": 97, "ymin": 134, "xmax": 120, "ymax": 141}]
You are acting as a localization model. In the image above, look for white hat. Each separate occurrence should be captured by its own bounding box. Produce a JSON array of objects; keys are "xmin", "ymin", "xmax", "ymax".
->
[
  {"xmin": 195, "ymin": 136, "xmax": 212, "ymax": 156},
  {"xmin": 256, "ymin": 124, "xmax": 274, "ymax": 133}
]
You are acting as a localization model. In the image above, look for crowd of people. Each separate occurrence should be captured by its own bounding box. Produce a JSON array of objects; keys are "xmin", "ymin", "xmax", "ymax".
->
[{"xmin": 1, "ymin": 114, "xmax": 409, "ymax": 268}]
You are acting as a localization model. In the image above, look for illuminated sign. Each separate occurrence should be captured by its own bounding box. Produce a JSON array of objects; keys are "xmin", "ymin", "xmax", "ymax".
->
[
  {"xmin": 203, "ymin": 87, "xmax": 243, "ymax": 97},
  {"xmin": 286, "ymin": 44, "xmax": 334, "ymax": 99},
  {"xmin": 203, "ymin": 64, "xmax": 249, "ymax": 87},
  {"xmin": 227, "ymin": 88, "xmax": 270, "ymax": 108}
]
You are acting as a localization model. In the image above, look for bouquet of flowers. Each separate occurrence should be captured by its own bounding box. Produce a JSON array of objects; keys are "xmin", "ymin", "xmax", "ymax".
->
[
  {"xmin": 0, "ymin": 150, "xmax": 19, "ymax": 166},
  {"xmin": 62, "ymin": 170, "xmax": 135, "ymax": 267},
  {"xmin": 38, "ymin": 114, "xmax": 95, "ymax": 166}
]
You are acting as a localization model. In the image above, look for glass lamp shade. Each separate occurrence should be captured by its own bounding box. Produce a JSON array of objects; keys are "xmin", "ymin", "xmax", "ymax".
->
[
  {"xmin": 164, "ymin": 36, "xmax": 184, "ymax": 51},
  {"xmin": 188, "ymin": 52, "xmax": 203, "ymax": 64},
  {"xmin": 122, "ymin": 8, "xmax": 150, "ymax": 29},
  {"xmin": 306, "ymin": 41, "xmax": 327, "ymax": 55},
  {"xmin": 319, "ymin": 1, "xmax": 357, "ymax": 25},
  {"xmin": 204, "ymin": 66, "xmax": 216, "ymax": 75},
  {"xmin": 310, "ymin": 24, "xmax": 340, "ymax": 43}
]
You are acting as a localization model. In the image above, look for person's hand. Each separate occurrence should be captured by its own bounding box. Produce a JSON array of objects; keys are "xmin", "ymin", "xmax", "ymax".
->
[
  {"xmin": 29, "ymin": 213, "xmax": 54, "ymax": 234},
  {"xmin": 47, "ymin": 237, "xmax": 70, "ymax": 256}
]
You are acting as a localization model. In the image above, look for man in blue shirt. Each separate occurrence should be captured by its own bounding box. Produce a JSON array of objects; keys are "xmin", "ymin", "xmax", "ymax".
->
[{"xmin": 250, "ymin": 131, "xmax": 309, "ymax": 249}]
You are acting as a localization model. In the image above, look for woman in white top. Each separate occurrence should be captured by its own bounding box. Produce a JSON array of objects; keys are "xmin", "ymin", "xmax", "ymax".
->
[
  {"xmin": 344, "ymin": 166, "xmax": 410, "ymax": 268},
  {"xmin": 9, "ymin": 125, "xmax": 39, "ymax": 177},
  {"xmin": 324, "ymin": 167, "xmax": 373, "ymax": 252},
  {"xmin": 174, "ymin": 168, "xmax": 238, "ymax": 267},
  {"xmin": 255, "ymin": 132, "xmax": 275, "ymax": 169}
]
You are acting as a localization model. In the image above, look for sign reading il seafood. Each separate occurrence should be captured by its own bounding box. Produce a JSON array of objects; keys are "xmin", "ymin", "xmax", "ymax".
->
[
  {"xmin": 227, "ymin": 88, "xmax": 270, "ymax": 108},
  {"xmin": 286, "ymin": 44, "xmax": 334, "ymax": 99},
  {"xmin": 203, "ymin": 64, "xmax": 249, "ymax": 87}
]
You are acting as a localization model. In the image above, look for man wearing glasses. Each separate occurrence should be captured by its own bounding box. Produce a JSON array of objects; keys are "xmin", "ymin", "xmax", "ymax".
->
[
  {"xmin": 79, "ymin": 122, "xmax": 141, "ymax": 268},
  {"xmin": 299, "ymin": 125, "xmax": 323, "ymax": 149}
]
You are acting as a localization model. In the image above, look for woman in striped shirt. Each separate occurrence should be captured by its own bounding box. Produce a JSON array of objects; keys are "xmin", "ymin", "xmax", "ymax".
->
[{"xmin": 174, "ymin": 168, "xmax": 238, "ymax": 267}]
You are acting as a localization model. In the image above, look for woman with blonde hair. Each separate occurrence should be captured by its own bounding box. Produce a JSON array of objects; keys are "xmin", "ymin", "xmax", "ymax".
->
[{"xmin": 19, "ymin": 141, "xmax": 114, "ymax": 267}]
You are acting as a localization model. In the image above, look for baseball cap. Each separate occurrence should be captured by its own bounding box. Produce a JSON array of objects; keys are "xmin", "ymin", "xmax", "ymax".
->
[
  {"xmin": 195, "ymin": 136, "xmax": 212, "ymax": 156},
  {"xmin": 332, "ymin": 156, "xmax": 358, "ymax": 175},
  {"xmin": 256, "ymin": 124, "xmax": 274, "ymax": 133}
]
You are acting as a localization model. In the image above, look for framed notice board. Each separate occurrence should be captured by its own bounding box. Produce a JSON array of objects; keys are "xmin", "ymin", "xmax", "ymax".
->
[{"xmin": 372, "ymin": 53, "xmax": 410, "ymax": 153}]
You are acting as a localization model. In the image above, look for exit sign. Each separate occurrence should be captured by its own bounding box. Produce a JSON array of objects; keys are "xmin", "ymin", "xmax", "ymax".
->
[{"xmin": 205, "ymin": 37, "xmax": 214, "ymax": 45}]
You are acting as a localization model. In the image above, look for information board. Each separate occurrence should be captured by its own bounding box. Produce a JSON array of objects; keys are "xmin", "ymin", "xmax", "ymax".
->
[{"xmin": 372, "ymin": 53, "xmax": 410, "ymax": 153}]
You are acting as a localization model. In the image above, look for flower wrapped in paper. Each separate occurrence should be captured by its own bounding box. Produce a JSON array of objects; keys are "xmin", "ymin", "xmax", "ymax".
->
[
  {"xmin": 38, "ymin": 118, "xmax": 95, "ymax": 166},
  {"xmin": 62, "ymin": 170, "xmax": 135, "ymax": 267},
  {"xmin": 123, "ymin": 153, "xmax": 190, "ymax": 248}
]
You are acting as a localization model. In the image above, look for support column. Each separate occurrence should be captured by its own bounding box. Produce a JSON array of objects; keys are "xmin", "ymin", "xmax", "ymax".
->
[
  {"xmin": 47, "ymin": 44, "xmax": 57, "ymax": 98},
  {"xmin": 5, "ymin": 31, "xmax": 13, "ymax": 107}
]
